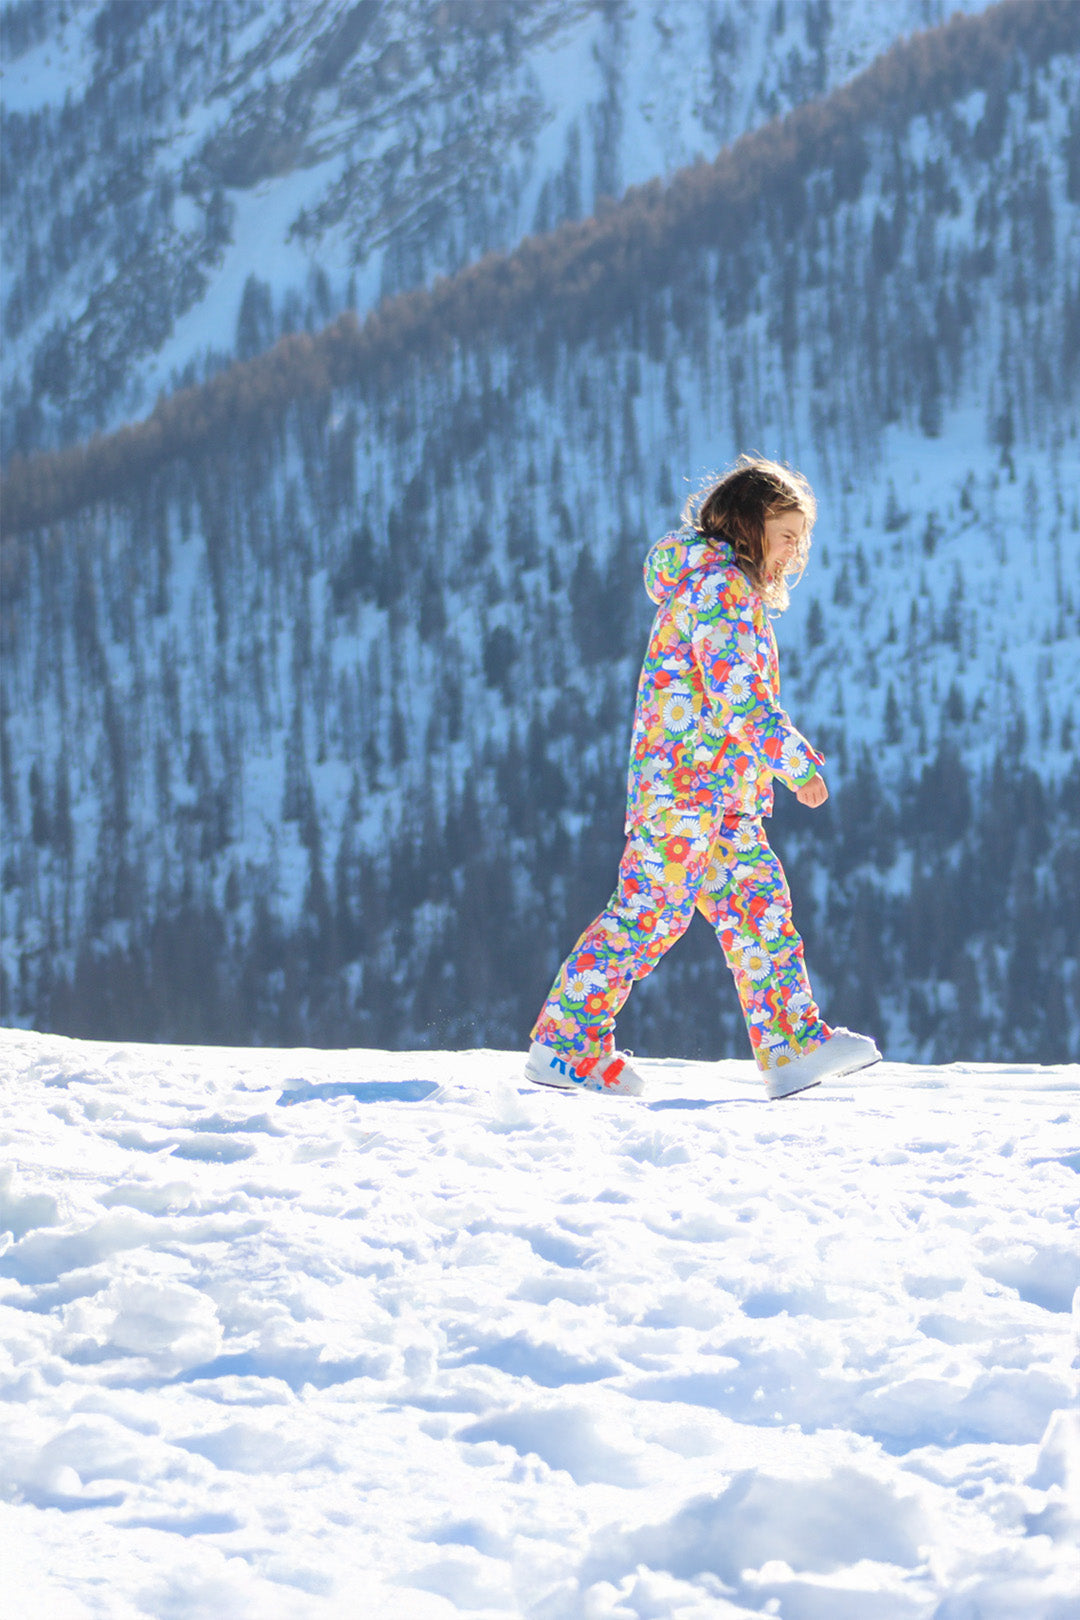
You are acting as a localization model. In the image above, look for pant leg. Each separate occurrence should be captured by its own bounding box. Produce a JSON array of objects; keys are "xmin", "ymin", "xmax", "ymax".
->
[
  {"xmin": 696, "ymin": 816, "xmax": 831, "ymax": 1072},
  {"xmin": 531, "ymin": 813, "xmax": 712, "ymax": 1057}
]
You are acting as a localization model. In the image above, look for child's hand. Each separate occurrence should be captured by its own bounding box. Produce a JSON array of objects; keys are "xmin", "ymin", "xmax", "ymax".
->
[{"xmin": 796, "ymin": 774, "xmax": 829, "ymax": 808}]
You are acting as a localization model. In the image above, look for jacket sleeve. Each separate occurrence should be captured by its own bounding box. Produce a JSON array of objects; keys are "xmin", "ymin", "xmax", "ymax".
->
[{"xmin": 687, "ymin": 567, "xmax": 823, "ymax": 791}]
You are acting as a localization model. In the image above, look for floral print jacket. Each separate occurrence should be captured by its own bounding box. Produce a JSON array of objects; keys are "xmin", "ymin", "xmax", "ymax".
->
[{"xmin": 624, "ymin": 533, "xmax": 822, "ymax": 830}]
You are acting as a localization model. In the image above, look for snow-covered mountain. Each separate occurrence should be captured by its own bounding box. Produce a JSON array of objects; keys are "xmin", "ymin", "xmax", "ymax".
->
[
  {"xmin": 1, "ymin": 1, "xmax": 1078, "ymax": 1061},
  {"xmin": 2, "ymin": 1028, "xmax": 1078, "ymax": 1618},
  {"xmin": 1, "ymin": 0, "xmax": 982, "ymax": 455}
]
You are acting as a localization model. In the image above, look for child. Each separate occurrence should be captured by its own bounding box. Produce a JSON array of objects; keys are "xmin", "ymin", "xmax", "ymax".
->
[{"xmin": 526, "ymin": 455, "xmax": 881, "ymax": 1100}]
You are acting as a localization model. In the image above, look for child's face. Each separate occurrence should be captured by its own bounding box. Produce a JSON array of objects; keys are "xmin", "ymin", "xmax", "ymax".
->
[{"xmin": 763, "ymin": 508, "xmax": 806, "ymax": 577}]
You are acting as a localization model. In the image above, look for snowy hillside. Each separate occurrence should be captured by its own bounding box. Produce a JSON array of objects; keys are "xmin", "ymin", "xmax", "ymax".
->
[
  {"xmin": 2, "ymin": 4, "xmax": 1077, "ymax": 1061},
  {"xmin": 1, "ymin": 1028, "xmax": 1077, "ymax": 1619},
  {"xmin": 0, "ymin": 0, "xmax": 985, "ymax": 455}
]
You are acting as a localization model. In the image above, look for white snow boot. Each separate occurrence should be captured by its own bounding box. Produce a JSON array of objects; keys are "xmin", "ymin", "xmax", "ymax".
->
[
  {"xmin": 524, "ymin": 1041, "xmax": 645, "ymax": 1097},
  {"xmin": 764, "ymin": 1027, "xmax": 881, "ymax": 1100}
]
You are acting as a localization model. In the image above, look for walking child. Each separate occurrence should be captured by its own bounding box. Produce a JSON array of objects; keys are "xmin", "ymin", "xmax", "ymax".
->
[{"xmin": 526, "ymin": 456, "xmax": 881, "ymax": 1099}]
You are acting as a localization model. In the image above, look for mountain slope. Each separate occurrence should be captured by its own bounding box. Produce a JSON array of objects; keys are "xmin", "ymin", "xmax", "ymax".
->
[
  {"xmin": 1, "ymin": 1, "xmax": 1078, "ymax": 1062},
  {"xmin": 1, "ymin": 0, "xmax": 986, "ymax": 457}
]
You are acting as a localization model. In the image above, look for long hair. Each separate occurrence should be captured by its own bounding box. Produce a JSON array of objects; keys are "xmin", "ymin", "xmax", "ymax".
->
[{"xmin": 682, "ymin": 455, "xmax": 817, "ymax": 610}]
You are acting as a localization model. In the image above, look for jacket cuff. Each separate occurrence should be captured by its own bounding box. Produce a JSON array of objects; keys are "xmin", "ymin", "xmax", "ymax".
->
[{"xmin": 772, "ymin": 733, "xmax": 822, "ymax": 789}]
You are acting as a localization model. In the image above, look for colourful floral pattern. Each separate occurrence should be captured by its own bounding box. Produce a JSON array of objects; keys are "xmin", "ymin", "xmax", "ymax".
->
[
  {"xmin": 532, "ymin": 531, "xmax": 832, "ymax": 1073},
  {"xmin": 531, "ymin": 810, "xmax": 830, "ymax": 1073},
  {"xmin": 625, "ymin": 533, "xmax": 822, "ymax": 827}
]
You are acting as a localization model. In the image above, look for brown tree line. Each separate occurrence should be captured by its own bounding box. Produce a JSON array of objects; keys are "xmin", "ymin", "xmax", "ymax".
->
[{"xmin": 2, "ymin": 0, "xmax": 1077, "ymax": 540}]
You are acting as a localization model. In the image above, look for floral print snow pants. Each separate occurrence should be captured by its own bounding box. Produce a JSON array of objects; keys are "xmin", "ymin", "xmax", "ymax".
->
[{"xmin": 531, "ymin": 811, "xmax": 830, "ymax": 1073}]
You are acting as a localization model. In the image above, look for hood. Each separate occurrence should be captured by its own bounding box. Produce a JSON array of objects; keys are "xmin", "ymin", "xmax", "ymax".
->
[{"xmin": 644, "ymin": 533, "xmax": 735, "ymax": 605}]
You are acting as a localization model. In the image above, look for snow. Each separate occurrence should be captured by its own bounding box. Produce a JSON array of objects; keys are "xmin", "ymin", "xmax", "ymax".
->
[
  {"xmin": 0, "ymin": 6, "xmax": 96, "ymax": 116},
  {"xmin": 1, "ymin": 1028, "xmax": 1077, "ymax": 1618},
  {"xmin": 2, "ymin": 0, "xmax": 991, "ymax": 446}
]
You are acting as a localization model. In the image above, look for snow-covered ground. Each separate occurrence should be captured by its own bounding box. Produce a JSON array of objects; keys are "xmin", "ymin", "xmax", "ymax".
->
[{"xmin": 1, "ymin": 1028, "xmax": 1077, "ymax": 1619}]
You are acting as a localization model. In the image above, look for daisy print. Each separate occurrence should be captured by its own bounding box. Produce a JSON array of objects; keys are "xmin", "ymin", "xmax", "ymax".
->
[
  {"xmin": 760, "ymin": 903, "xmax": 786, "ymax": 941},
  {"xmin": 568, "ymin": 966, "xmax": 608, "ymax": 1000},
  {"xmin": 701, "ymin": 857, "xmax": 726, "ymax": 892},
  {"xmin": 782, "ymin": 742, "xmax": 809, "ymax": 779},
  {"xmin": 676, "ymin": 816, "xmax": 709, "ymax": 855},
  {"xmin": 632, "ymin": 843, "xmax": 666, "ymax": 879},
  {"xmin": 694, "ymin": 575, "xmax": 724, "ymax": 610},
  {"xmin": 762, "ymin": 1038, "xmax": 797, "ymax": 1068},
  {"xmin": 740, "ymin": 941, "xmax": 773, "ymax": 980},
  {"xmin": 730, "ymin": 931, "xmax": 760, "ymax": 963},
  {"xmin": 723, "ymin": 666, "xmax": 754, "ymax": 707},
  {"xmin": 731, "ymin": 821, "xmax": 759, "ymax": 854},
  {"xmin": 661, "ymin": 691, "xmax": 695, "ymax": 733}
]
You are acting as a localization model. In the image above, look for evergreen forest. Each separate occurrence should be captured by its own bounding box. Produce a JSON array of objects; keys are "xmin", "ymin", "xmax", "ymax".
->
[{"xmin": 2, "ymin": 0, "xmax": 1078, "ymax": 1062}]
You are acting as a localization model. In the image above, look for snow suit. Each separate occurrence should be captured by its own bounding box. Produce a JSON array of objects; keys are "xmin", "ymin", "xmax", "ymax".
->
[{"xmin": 531, "ymin": 533, "xmax": 831, "ymax": 1074}]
